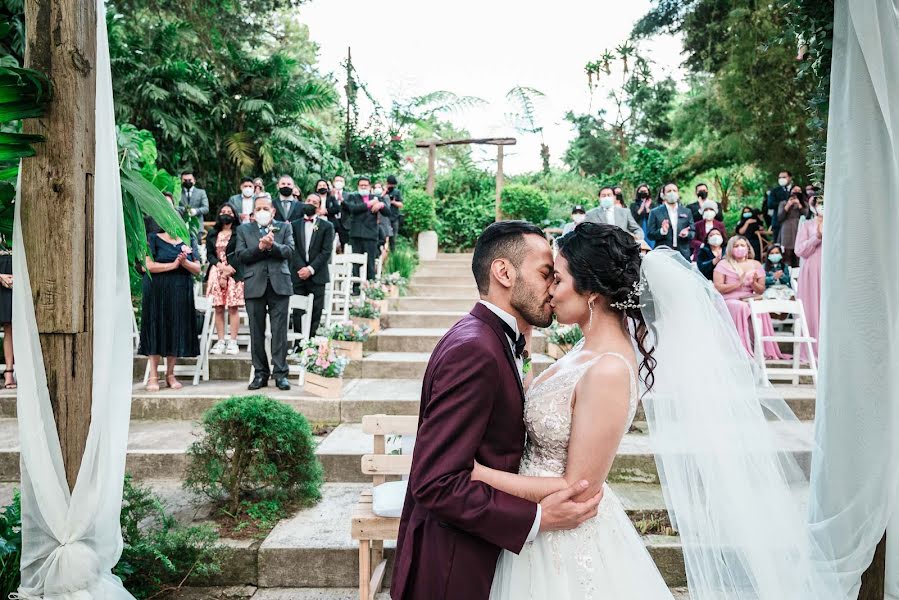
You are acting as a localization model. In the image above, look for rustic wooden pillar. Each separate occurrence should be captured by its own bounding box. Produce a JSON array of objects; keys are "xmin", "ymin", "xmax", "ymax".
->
[
  {"xmin": 495, "ymin": 145, "xmax": 504, "ymax": 222},
  {"xmin": 859, "ymin": 533, "xmax": 887, "ymax": 600},
  {"xmin": 22, "ymin": 0, "xmax": 96, "ymax": 491},
  {"xmin": 425, "ymin": 143, "xmax": 436, "ymax": 196}
]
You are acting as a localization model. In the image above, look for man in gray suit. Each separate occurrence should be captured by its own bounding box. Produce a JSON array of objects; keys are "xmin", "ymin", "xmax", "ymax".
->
[
  {"xmin": 178, "ymin": 170, "xmax": 210, "ymax": 219},
  {"xmin": 235, "ymin": 196, "xmax": 296, "ymax": 391},
  {"xmin": 584, "ymin": 187, "xmax": 644, "ymax": 241}
]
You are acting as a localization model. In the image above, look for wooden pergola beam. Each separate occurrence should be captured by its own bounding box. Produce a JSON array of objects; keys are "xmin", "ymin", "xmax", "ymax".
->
[{"xmin": 415, "ymin": 137, "xmax": 517, "ymax": 148}]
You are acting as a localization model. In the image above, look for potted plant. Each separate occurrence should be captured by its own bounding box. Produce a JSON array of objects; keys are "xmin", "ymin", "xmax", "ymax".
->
[
  {"xmin": 381, "ymin": 272, "xmax": 407, "ymax": 298},
  {"xmin": 297, "ymin": 337, "xmax": 349, "ymax": 398},
  {"xmin": 362, "ymin": 280, "xmax": 390, "ymax": 314},
  {"xmin": 545, "ymin": 322, "xmax": 583, "ymax": 359},
  {"xmin": 325, "ymin": 320, "xmax": 371, "ymax": 360},
  {"xmin": 350, "ymin": 298, "xmax": 381, "ymax": 333}
]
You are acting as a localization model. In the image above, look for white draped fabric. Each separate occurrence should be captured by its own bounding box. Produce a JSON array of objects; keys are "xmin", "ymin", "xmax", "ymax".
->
[
  {"xmin": 806, "ymin": 2, "xmax": 899, "ymax": 598},
  {"xmin": 14, "ymin": 1, "xmax": 135, "ymax": 597}
]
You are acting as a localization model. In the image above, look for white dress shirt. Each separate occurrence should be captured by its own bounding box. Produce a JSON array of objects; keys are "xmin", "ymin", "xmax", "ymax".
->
[
  {"xmin": 603, "ymin": 206, "xmax": 615, "ymax": 225},
  {"xmin": 478, "ymin": 300, "xmax": 541, "ymax": 542},
  {"xmin": 665, "ymin": 202, "xmax": 680, "ymax": 248},
  {"xmin": 303, "ymin": 217, "xmax": 316, "ymax": 274}
]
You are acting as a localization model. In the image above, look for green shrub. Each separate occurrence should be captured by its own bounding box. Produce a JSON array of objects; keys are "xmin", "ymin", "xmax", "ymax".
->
[
  {"xmin": 402, "ymin": 189, "xmax": 437, "ymax": 237},
  {"xmin": 184, "ymin": 396, "xmax": 323, "ymax": 518},
  {"xmin": 385, "ymin": 237, "xmax": 418, "ymax": 279},
  {"xmin": 0, "ymin": 491, "xmax": 20, "ymax": 599},
  {"xmin": 435, "ymin": 191, "xmax": 494, "ymax": 250},
  {"xmin": 115, "ymin": 475, "xmax": 225, "ymax": 599},
  {"xmin": 501, "ymin": 184, "xmax": 551, "ymax": 223}
]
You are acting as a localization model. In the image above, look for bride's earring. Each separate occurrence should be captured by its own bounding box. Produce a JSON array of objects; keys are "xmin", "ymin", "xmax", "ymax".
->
[{"xmin": 587, "ymin": 298, "xmax": 594, "ymax": 332}]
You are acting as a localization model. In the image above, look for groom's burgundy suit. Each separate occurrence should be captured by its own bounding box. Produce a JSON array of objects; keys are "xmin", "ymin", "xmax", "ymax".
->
[{"xmin": 391, "ymin": 303, "xmax": 538, "ymax": 600}]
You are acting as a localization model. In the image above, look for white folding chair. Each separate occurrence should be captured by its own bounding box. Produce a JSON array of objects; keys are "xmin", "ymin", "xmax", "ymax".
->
[
  {"xmin": 326, "ymin": 261, "xmax": 352, "ymax": 326},
  {"xmin": 130, "ymin": 308, "xmax": 140, "ymax": 354},
  {"xmin": 790, "ymin": 266, "xmax": 801, "ymax": 296},
  {"xmin": 247, "ymin": 293, "xmax": 314, "ymax": 385},
  {"xmin": 748, "ymin": 298, "xmax": 817, "ymax": 386},
  {"xmin": 142, "ymin": 295, "xmax": 213, "ymax": 386},
  {"xmin": 334, "ymin": 252, "xmax": 368, "ymax": 298}
]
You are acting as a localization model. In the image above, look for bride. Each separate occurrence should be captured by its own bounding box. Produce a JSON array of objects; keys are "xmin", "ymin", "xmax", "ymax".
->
[{"xmin": 474, "ymin": 222, "xmax": 840, "ymax": 599}]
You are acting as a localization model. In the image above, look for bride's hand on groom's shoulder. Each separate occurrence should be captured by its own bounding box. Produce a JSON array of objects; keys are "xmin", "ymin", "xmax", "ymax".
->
[
  {"xmin": 470, "ymin": 460, "xmax": 485, "ymax": 482},
  {"xmin": 538, "ymin": 480, "xmax": 604, "ymax": 532}
]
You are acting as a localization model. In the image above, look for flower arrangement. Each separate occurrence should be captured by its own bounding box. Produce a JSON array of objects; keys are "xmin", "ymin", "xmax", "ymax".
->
[
  {"xmin": 325, "ymin": 320, "xmax": 372, "ymax": 343},
  {"xmin": 297, "ymin": 337, "xmax": 349, "ymax": 378},
  {"xmin": 545, "ymin": 322, "xmax": 583, "ymax": 359},
  {"xmin": 349, "ymin": 298, "xmax": 381, "ymax": 320},
  {"xmin": 361, "ymin": 280, "xmax": 388, "ymax": 301},
  {"xmin": 380, "ymin": 271, "xmax": 408, "ymax": 297}
]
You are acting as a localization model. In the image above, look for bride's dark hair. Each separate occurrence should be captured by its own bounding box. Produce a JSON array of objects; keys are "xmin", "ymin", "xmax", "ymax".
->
[{"xmin": 556, "ymin": 222, "xmax": 657, "ymax": 391}]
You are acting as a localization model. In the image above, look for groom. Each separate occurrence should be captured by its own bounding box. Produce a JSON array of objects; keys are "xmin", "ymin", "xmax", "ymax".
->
[{"xmin": 391, "ymin": 221, "xmax": 603, "ymax": 600}]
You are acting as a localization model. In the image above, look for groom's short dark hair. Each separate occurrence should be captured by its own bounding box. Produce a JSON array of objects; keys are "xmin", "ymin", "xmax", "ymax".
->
[{"xmin": 472, "ymin": 221, "xmax": 545, "ymax": 295}]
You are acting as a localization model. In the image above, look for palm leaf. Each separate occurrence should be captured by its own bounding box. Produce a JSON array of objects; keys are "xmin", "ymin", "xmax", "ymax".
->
[
  {"xmin": 120, "ymin": 167, "xmax": 188, "ymax": 242},
  {"xmin": 224, "ymin": 131, "xmax": 256, "ymax": 172}
]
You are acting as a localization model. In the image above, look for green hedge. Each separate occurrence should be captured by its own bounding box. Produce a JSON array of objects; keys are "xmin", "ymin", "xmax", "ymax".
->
[
  {"xmin": 501, "ymin": 184, "xmax": 551, "ymax": 223},
  {"xmin": 402, "ymin": 189, "xmax": 437, "ymax": 238}
]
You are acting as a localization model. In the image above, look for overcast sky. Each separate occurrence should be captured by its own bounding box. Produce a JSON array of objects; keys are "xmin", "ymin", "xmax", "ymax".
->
[{"xmin": 297, "ymin": 0, "xmax": 685, "ymax": 175}]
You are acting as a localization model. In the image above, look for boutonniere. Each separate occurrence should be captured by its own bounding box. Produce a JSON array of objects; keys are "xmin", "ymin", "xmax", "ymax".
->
[
  {"xmin": 312, "ymin": 221, "xmax": 319, "ymax": 232},
  {"xmin": 522, "ymin": 351, "xmax": 532, "ymax": 375}
]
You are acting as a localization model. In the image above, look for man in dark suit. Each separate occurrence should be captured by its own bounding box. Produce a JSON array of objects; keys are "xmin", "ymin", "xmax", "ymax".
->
[
  {"xmin": 273, "ymin": 174, "xmax": 305, "ymax": 224},
  {"xmin": 685, "ymin": 182, "xmax": 724, "ymax": 223},
  {"xmin": 290, "ymin": 194, "xmax": 335, "ymax": 344},
  {"xmin": 763, "ymin": 170, "xmax": 793, "ymax": 238},
  {"xmin": 235, "ymin": 196, "xmax": 296, "ymax": 391},
  {"xmin": 648, "ymin": 182, "xmax": 696, "ymax": 261},
  {"xmin": 392, "ymin": 221, "xmax": 601, "ymax": 600},
  {"xmin": 178, "ymin": 170, "xmax": 209, "ymax": 219},
  {"xmin": 385, "ymin": 174, "xmax": 403, "ymax": 250},
  {"xmin": 344, "ymin": 176, "xmax": 390, "ymax": 282},
  {"xmin": 325, "ymin": 174, "xmax": 350, "ymax": 248}
]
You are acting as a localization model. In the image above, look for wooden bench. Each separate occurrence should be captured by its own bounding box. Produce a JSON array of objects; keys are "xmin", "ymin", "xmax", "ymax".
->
[{"xmin": 351, "ymin": 414, "xmax": 417, "ymax": 600}]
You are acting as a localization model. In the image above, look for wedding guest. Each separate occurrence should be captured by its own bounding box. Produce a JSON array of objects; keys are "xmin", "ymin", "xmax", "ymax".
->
[
  {"xmin": 0, "ymin": 246, "xmax": 13, "ymax": 389},
  {"xmin": 630, "ymin": 183, "xmax": 654, "ymax": 247},
  {"xmin": 177, "ymin": 170, "xmax": 209, "ymax": 219},
  {"xmin": 713, "ymin": 236, "xmax": 786, "ymax": 360},
  {"xmin": 227, "ymin": 177, "xmax": 257, "ymax": 224},
  {"xmin": 345, "ymin": 176, "xmax": 390, "ymax": 281},
  {"xmin": 585, "ymin": 187, "xmax": 644, "ymax": 240},
  {"xmin": 763, "ymin": 169, "xmax": 793, "ymax": 238},
  {"xmin": 206, "ymin": 205, "xmax": 244, "ymax": 355},
  {"xmin": 763, "ymin": 244, "xmax": 792, "ymax": 289},
  {"xmin": 686, "ymin": 183, "xmax": 724, "ymax": 223},
  {"xmin": 290, "ymin": 194, "xmax": 335, "ymax": 344},
  {"xmin": 236, "ymin": 195, "xmax": 295, "ymax": 391},
  {"xmin": 253, "ymin": 177, "xmax": 265, "ymax": 195},
  {"xmin": 647, "ymin": 182, "xmax": 694, "ymax": 261},
  {"xmin": 562, "ymin": 205, "xmax": 587, "ymax": 235},
  {"xmin": 735, "ymin": 205, "xmax": 765, "ymax": 260},
  {"xmin": 139, "ymin": 221, "xmax": 202, "ymax": 391},
  {"xmin": 274, "ymin": 175, "xmax": 303, "ymax": 224},
  {"xmin": 776, "ymin": 185, "xmax": 807, "ymax": 267},
  {"xmin": 386, "ymin": 174, "xmax": 404, "ymax": 250},
  {"xmin": 691, "ymin": 200, "xmax": 727, "ymax": 260},
  {"xmin": 795, "ymin": 197, "xmax": 824, "ymax": 360},
  {"xmin": 326, "ymin": 174, "xmax": 350, "ymax": 248},
  {"xmin": 612, "ymin": 185, "xmax": 626, "ymax": 208},
  {"xmin": 695, "ymin": 228, "xmax": 725, "ymax": 280}
]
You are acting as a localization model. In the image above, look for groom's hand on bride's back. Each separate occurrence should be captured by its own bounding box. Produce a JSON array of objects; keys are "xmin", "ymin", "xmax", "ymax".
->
[{"xmin": 538, "ymin": 480, "xmax": 603, "ymax": 532}]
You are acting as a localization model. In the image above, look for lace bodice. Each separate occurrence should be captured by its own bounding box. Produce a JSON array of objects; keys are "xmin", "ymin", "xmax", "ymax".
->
[{"xmin": 520, "ymin": 342, "xmax": 639, "ymax": 478}]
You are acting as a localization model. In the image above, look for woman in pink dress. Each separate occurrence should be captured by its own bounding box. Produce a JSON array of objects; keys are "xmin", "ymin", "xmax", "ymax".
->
[
  {"xmin": 713, "ymin": 236, "xmax": 787, "ymax": 359},
  {"xmin": 205, "ymin": 205, "xmax": 245, "ymax": 355},
  {"xmin": 795, "ymin": 197, "xmax": 824, "ymax": 361}
]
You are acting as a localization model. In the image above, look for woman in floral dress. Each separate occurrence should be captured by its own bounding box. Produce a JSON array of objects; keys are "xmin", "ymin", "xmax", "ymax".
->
[{"xmin": 206, "ymin": 205, "xmax": 245, "ymax": 355}]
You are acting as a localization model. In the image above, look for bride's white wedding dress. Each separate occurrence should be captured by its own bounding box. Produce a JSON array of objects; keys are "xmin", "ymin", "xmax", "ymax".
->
[{"xmin": 490, "ymin": 343, "xmax": 673, "ymax": 600}]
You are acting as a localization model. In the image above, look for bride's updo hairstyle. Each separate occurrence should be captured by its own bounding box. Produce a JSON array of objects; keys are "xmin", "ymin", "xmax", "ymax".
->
[{"xmin": 556, "ymin": 222, "xmax": 656, "ymax": 390}]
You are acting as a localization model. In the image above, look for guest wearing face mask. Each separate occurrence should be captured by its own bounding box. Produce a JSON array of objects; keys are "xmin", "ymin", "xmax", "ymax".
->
[
  {"xmin": 612, "ymin": 185, "xmax": 626, "ymax": 208},
  {"xmin": 326, "ymin": 175, "xmax": 350, "ymax": 248},
  {"xmin": 795, "ymin": 196, "xmax": 824, "ymax": 361},
  {"xmin": 228, "ymin": 177, "xmax": 258, "ymax": 224},
  {"xmin": 206, "ymin": 205, "xmax": 244, "ymax": 355},
  {"xmin": 585, "ymin": 187, "xmax": 644, "ymax": 240},
  {"xmin": 345, "ymin": 176, "xmax": 390, "ymax": 282},
  {"xmin": 290, "ymin": 194, "xmax": 335, "ymax": 346},
  {"xmin": 713, "ymin": 236, "xmax": 788, "ymax": 360},
  {"xmin": 562, "ymin": 205, "xmax": 587, "ymax": 235},
  {"xmin": 235, "ymin": 196, "xmax": 296, "ymax": 391},
  {"xmin": 776, "ymin": 185, "xmax": 807, "ymax": 267},
  {"xmin": 630, "ymin": 183, "xmax": 655, "ymax": 247},
  {"xmin": 273, "ymin": 175, "xmax": 304, "ymax": 224},
  {"xmin": 386, "ymin": 175, "xmax": 404, "ymax": 251},
  {"xmin": 691, "ymin": 200, "xmax": 727, "ymax": 260},
  {"xmin": 695, "ymin": 228, "xmax": 725, "ymax": 280},
  {"xmin": 763, "ymin": 244, "xmax": 792, "ymax": 290},
  {"xmin": 736, "ymin": 205, "xmax": 764, "ymax": 260},
  {"xmin": 763, "ymin": 170, "xmax": 793, "ymax": 239},
  {"xmin": 686, "ymin": 183, "xmax": 724, "ymax": 223},
  {"xmin": 648, "ymin": 182, "xmax": 694, "ymax": 260},
  {"xmin": 177, "ymin": 170, "xmax": 210, "ymax": 219}
]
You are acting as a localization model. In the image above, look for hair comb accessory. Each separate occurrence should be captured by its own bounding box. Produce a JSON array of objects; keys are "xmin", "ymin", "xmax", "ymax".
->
[{"xmin": 610, "ymin": 278, "xmax": 647, "ymax": 311}]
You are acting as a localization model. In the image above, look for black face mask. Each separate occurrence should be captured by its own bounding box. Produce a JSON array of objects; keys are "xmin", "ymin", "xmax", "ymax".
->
[
  {"xmin": 638, "ymin": 190, "xmax": 650, "ymax": 199},
  {"xmin": 614, "ymin": 192, "xmax": 623, "ymax": 201},
  {"xmin": 216, "ymin": 214, "xmax": 234, "ymax": 226},
  {"xmin": 301, "ymin": 203, "xmax": 317, "ymax": 217},
  {"xmin": 181, "ymin": 180, "xmax": 194, "ymax": 190},
  {"xmin": 697, "ymin": 190, "xmax": 708, "ymax": 199},
  {"xmin": 279, "ymin": 186, "xmax": 294, "ymax": 197},
  {"xmin": 316, "ymin": 187, "xmax": 328, "ymax": 195}
]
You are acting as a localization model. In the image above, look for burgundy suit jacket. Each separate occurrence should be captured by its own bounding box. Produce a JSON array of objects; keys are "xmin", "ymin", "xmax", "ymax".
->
[{"xmin": 390, "ymin": 303, "xmax": 538, "ymax": 600}]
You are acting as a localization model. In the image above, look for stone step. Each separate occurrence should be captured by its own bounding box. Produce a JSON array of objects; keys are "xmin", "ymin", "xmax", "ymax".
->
[
  {"xmin": 435, "ymin": 252, "xmax": 474, "ymax": 261},
  {"xmin": 632, "ymin": 384, "xmax": 817, "ymax": 422},
  {"xmin": 406, "ymin": 283, "xmax": 478, "ymax": 298},
  {"xmin": 369, "ymin": 328, "xmax": 547, "ymax": 355},
  {"xmin": 382, "ymin": 310, "xmax": 466, "ymax": 329},
  {"xmin": 409, "ymin": 275, "xmax": 474, "ymax": 286},
  {"xmin": 414, "ymin": 266, "xmax": 473, "ymax": 278},
  {"xmin": 388, "ymin": 296, "xmax": 476, "ymax": 312},
  {"xmin": 314, "ymin": 421, "xmax": 815, "ymax": 484}
]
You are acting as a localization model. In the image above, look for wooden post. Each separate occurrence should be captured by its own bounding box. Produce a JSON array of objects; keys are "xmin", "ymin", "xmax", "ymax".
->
[
  {"xmin": 495, "ymin": 145, "xmax": 505, "ymax": 222},
  {"xmin": 425, "ymin": 143, "xmax": 436, "ymax": 196},
  {"xmin": 21, "ymin": 0, "xmax": 96, "ymax": 491},
  {"xmin": 859, "ymin": 533, "xmax": 887, "ymax": 600}
]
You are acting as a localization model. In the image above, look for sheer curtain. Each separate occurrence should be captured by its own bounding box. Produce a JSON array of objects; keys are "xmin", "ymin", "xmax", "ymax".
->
[
  {"xmin": 806, "ymin": 1, "xmax": 899, "ymax": 598},
  {"xmin": 14, "ymin": 1, "xmax": 135, "ymax": 597}
]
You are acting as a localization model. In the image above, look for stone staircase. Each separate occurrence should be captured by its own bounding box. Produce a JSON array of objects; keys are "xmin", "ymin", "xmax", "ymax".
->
[{"xmin": 0, "ymin": 251, "xmax": 818, "ymax": 597}]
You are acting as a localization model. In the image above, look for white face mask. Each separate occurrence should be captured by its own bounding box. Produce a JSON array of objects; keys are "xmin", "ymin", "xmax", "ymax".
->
[
  {"xmin": 778, "ymin": 177, "xmax": 789, "ymax": 187},
  {"xmin": 373, "ymin": 187, "xmax": 383, "ymax": 195},
  {"xmin": 703, "ymin": 210, "xmax": 716, "ymax": 220},
  {"xmin": 599, "ymin": 197, "xmax": 614, "ymax": 209},
  {"xmin": 815, "ymin": 205, "xmax": 824, "ymax": 217},
  {"xmin": 255, "ymin": 209, "xmax": 273, "ymax": 227},
  {"xmin": 708, "ymin": 235, "xmax": 723, "ymax": 247},
  {"xmin": 572, "ymin": 214, "xmax": 586, "ymax": 224},
  {"xmin": 359, "ymin": 188, "xmax": 370, "ymax": 196},
  {"xmin": 665, "ymin": 191, "xmax": 679, "ymax": 204},
  {"xmin": 241, "ymin": 187, "xmax": 254, "ymax": 198},
  {"xmin": 334, "ymin": 181, "xmax": 345, "ymax": 190}
]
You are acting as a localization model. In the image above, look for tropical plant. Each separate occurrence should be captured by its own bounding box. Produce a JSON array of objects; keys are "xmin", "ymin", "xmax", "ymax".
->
[
  {"xmin": 402, "ymin": 189, "xmax": 437, "ymax": 237},
  {"xmin": 501, "ymin": 184, "xmax": 551, "ymax": 223},
  {"xmin": 298, "ymin": 337, "xmax": 350, "ymax": 377},
  {"xmin": 184, "ymin": 395, "xmax": 324, "ymax": 518},
  {"xmin": 506, "ymin": 86, "xmax": 551, "ymax": 174},
  {"xmin": 0, "ymin": 489, "xmax": 20, "ymax": 598}
]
